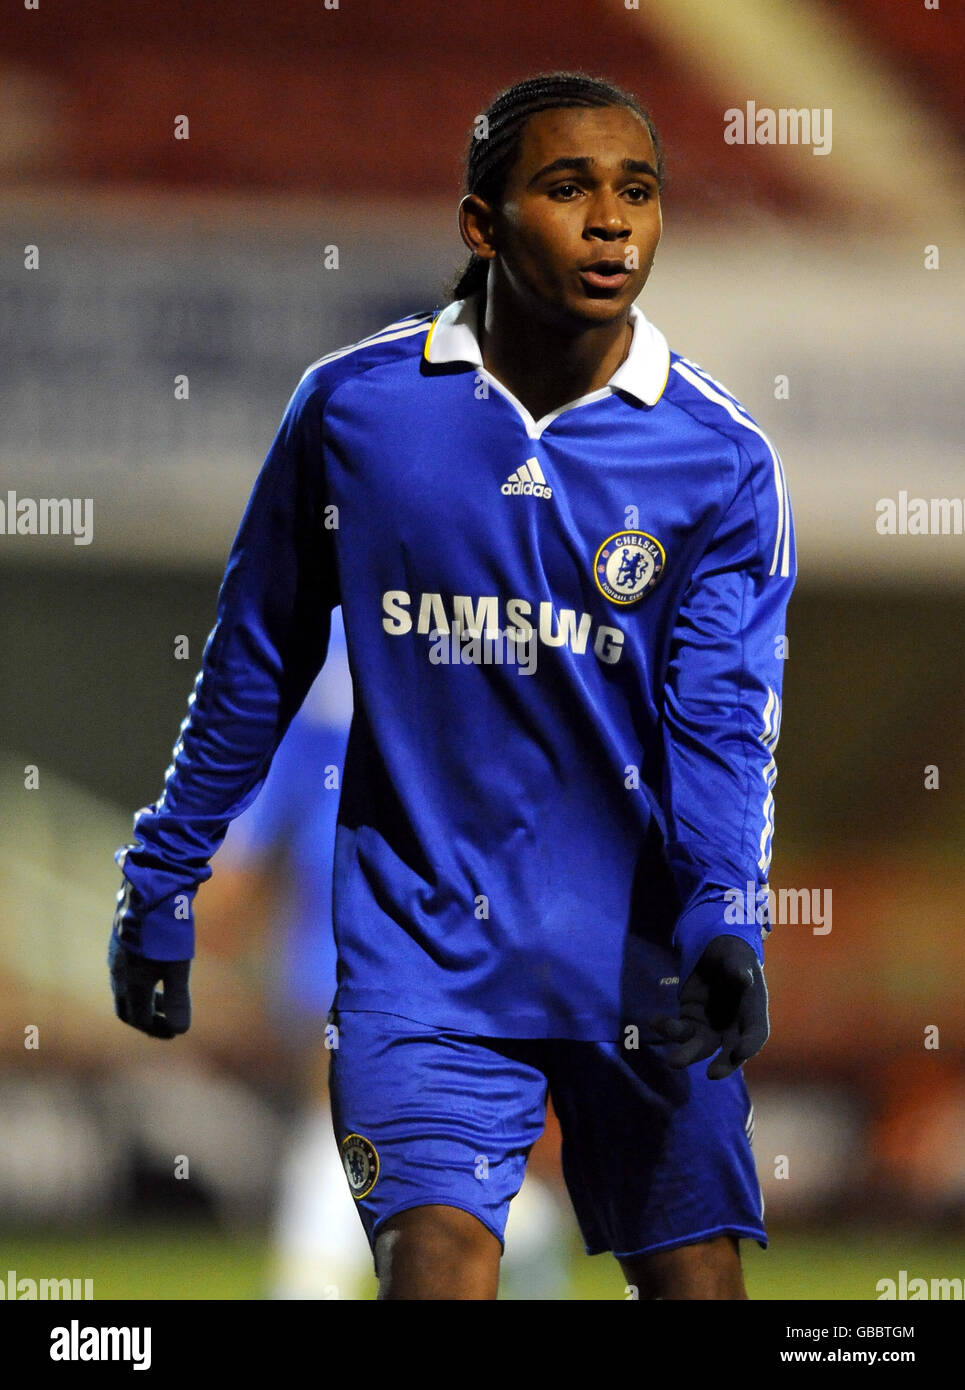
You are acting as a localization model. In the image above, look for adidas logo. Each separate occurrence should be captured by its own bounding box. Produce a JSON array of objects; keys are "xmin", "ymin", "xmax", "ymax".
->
[{"xmin": 501, "ymin": 458, "xmax": 553, "ymax": 500}]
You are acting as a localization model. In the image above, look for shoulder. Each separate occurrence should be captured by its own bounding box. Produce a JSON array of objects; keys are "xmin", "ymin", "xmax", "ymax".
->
[
  {"xmin": 662, "ymin": 351, "xmax": 781, "ymax": 473},
  {"xmin": 288, "ymin": 309, "xmax": 438, "ymax": 417},
  {"xmin": 664, "ymin": 351, "xmax": 793, "ymax": 575}
]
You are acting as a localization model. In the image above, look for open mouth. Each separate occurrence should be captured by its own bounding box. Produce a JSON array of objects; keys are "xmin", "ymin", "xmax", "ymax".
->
[{"xmin": 578, "ymin": 260, "xmax": 631, "ymax": 294}]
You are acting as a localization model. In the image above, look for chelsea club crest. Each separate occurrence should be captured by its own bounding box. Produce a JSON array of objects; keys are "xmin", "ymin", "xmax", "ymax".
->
[
  {"xmin": 341, "ymin": 1133, "xmax": 379, "ymax": 1199},
  {"xmin": 593, "ymin": 530, "xmax": 665, "ymax": 605}
]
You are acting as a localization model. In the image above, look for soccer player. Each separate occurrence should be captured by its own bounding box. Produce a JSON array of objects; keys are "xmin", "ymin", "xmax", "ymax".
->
[{"xmin": 109, "ymin": 71, "xmax": 796, "ymax": 1300}]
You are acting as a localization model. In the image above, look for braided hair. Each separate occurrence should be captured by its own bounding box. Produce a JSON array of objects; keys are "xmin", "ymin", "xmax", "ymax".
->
[{"xmin": 447, "ymin": 71, "xmax": 664, "ymax": 302}]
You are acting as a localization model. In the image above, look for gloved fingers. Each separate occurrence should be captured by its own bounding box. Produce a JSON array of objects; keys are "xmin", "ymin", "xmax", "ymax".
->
[
  {"xmin": 649, "ymin": 1015, "xmax": 697, "ymax": 1043},
  {"xmin": 731, "ymin": 1018, "xmax": 770, "ymax": 1066},
  {"xmin": 147, "ymin": 1015, "xmax": 179, "ymax": 1041},
  {"xmin": 666, "ymin": 1026, "xmax": 722, "ymax": 1070},
  {"xmin": 110, "ymin": 952, "xmax": 170, "ymax": 1037},
  {"xmin": 158, "ymin": 973, "xmax": 191, "ymax": 1034},
  {"xmin": 705, "ymin": 1034, "xmax": 742, "ymax": 1079},
  {"xmin": 675, "ymin": 984, "xmax": 711, "ymax": 1017},
  {"xmin": 110, "ymin": 935, "xmax": 193, "ymax": 1038},
  {"xmin": 125, "ymin": 978, "xmax": 161, "ymax": 1034},
  {"xmin": 706, "ymin": 1018, "xmax": 770, "ymax": 1079}
]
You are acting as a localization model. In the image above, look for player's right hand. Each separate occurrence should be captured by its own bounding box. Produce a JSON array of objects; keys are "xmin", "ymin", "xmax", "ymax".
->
[{"xmin": 108, "ymin": 934, "xmax": 192, "ymax": 1039}]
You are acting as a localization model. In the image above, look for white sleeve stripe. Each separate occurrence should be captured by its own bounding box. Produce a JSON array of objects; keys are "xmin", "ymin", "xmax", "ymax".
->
[
  {"xmin": 759, "ymin": 686, "xmax": 782, "ymax": 751},
  {"xmin": 676, "ymin": 357, "xmax": 756, "ymax": 422},
  {"xmin": 758, "ymin": 791, "xmax": 775, "ymax": 873},
  {"xmin": 757, "ymin": 687, "xmax": 781, "ymax": 871},
  {"xmin": 770, "ymin": 452, "xmax": 786, "ymax": 579},
  {"xmin": 297, "ymin": 318, "xmax": 432, "ymax": 385},
  {"xmin": 780, "ymin": 460, "xmax": 792, "ymax": 578},
  {"xmin": 761, "ymin": 686, "xmax": 778, "ymax": 743},
  {"xmin": 671, "ymin": 361, "xmax": 791, "ymax": 579}
]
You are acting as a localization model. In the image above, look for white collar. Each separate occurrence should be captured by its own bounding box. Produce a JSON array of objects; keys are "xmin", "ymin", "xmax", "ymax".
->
[{"xmin": 423, "ymin": 291, "xmax": 670, "ymax": 407}]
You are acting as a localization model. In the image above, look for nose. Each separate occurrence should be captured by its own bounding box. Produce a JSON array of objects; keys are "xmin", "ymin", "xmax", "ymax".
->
[{"xmin": 583, "ymin": 188, "xmax": 631, "ymax": 241}]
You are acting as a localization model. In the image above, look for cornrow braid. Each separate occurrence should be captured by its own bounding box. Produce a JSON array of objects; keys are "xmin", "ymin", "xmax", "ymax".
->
[{"xmin": 447, "ymin": 71, "xmax": 664, "ymax": 302}]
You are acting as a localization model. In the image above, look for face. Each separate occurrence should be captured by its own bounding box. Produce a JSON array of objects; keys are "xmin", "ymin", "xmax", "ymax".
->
[{"xmin": 460, "ymin": 104, "xmax": 662, "ymax": 325}]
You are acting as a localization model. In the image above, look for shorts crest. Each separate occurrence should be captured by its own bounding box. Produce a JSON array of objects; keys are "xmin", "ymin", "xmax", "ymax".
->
[{"xmin": 341, "ymin": 1132, "xmax": 379, "ymax": 1199}]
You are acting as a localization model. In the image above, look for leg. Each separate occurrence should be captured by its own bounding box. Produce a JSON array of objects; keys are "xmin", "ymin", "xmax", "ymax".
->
[
  {"xmin": 330, "ymin": 1013, "xmax": 548, "ymax": 1299},
  {"xmin": 374, "ymin": 1203, "xmax": 502, "ymax": 1300},
  {"xmin": 545, "ymin": 1039, "xmax": 765, "ymax": 1299},
  {"xmin": 620, "ymin": 1234, "xmax": 747, "ymax": 1300}
]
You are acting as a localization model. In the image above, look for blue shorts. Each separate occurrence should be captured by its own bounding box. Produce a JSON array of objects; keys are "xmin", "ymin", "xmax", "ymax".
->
[{"xmin": 329, "ymin": 1010, "xmax": 767, "ymax": 1260}]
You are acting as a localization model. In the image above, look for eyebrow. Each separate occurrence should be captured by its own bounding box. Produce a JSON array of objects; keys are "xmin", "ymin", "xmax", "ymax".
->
[{"xmin": 527, "ymin": 156, "xmax": 659, "ymax": 188}]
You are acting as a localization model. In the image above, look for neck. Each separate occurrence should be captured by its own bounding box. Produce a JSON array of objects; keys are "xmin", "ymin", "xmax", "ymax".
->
[{"xmin": 478, "ymin": 279, "xmax": 633, "ymax": 421}]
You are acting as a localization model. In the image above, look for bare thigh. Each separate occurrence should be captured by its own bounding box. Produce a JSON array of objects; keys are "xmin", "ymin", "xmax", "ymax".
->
[
  {"xmin": 374, "ymin": 1204, "xmax": 502, "ymax": 1300},
  {"xmin": 620, "ymin": 1234, "xmax": 747, "ymax": 1300}
]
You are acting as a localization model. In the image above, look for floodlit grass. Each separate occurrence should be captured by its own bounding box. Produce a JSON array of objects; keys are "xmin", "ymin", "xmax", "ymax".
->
[
  {"xmin": 570, "ymin": 1230, "xmax": 965, "ymax": 1301},
  {"xmin": 0, "ymin": 1229, "xmax": 271, "ymax": 1301},
  {"xmin": 1, "ymin": 1226, "xmax": 962, "ymax": 1300}
]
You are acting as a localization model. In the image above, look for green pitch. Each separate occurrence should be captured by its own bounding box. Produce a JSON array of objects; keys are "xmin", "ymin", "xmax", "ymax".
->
[{"xmin": 1, "ymin": 1227, "xmax": 963, "ymax": 1300}]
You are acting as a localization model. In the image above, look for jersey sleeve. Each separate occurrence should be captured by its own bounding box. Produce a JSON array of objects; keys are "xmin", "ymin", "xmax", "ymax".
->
[
  {"xmin": 211, "ymin": 714, "xmax": 309, "ymax": 867},
  {"xmin": 661, "ymin": 428, "xmax": 795, "ymax": 986},
  {"xmin": 215, "ymin": 607, "xmax": 353, "ymax": 867},
  {"xmin": 113, "ymin": 372, "xmax": 337, "ymax": 959}
]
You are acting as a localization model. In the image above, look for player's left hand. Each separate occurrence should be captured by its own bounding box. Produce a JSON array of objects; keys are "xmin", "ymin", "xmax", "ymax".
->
[{"xmin": 650, "ymin": 935, "xmax": 768, "ymax": 1079}]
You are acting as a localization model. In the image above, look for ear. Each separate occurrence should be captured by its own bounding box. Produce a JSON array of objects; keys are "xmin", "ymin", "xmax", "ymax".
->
[{"xmin": 458, "ymin": 194, "xmax": 498, "ymax": 262}]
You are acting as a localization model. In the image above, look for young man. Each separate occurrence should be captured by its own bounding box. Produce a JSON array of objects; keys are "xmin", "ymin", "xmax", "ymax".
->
[{"xmin": 110, "ymin": 72, "xmax": 796, "ymax": 1300}]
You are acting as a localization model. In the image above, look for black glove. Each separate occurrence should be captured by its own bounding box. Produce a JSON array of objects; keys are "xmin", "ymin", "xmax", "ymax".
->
[
  {"xmin": 650, "ymin": 935, "xmax": 768, "ymax": 1079},
  {"xmin": 108, "ymin": 934, "xmax": 191, "ymax": 1039}
]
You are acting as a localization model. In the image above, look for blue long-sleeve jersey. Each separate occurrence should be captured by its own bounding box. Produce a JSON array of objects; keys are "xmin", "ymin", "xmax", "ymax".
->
[{"xmin": 114, "ymin": 293, "xmax": 796, "ymax": 1040}]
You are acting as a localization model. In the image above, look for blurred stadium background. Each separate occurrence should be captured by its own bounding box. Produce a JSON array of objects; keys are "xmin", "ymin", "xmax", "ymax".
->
[{"xmin": 1, "ymin": 0, "xmax": 963, "ymax": 1299}]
